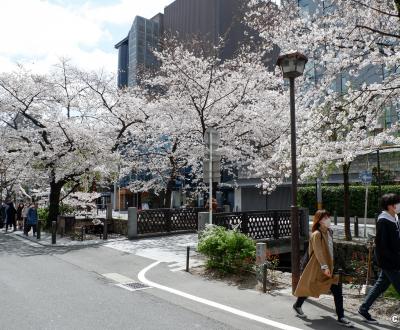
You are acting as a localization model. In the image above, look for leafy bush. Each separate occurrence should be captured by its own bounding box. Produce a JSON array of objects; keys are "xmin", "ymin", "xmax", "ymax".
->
[
  {"xmin": 59, "ymin": 203, "xmax": 75, "ymax": 215},
  {"xmin": 298, "ymin": 185, "xmax": 400, "ymax": 217},
  {"xmin": 385, "ymin": 285, "xmax": 400, "ymax": 300},
  {"xmin": 198, "ymin": 225, "xmax": 256, "ymax": 274},
  {"xmin": 348, "ymin": 252, "xmax": 368, "ymax": 293},
  {"xmin": 37, "ymin": 207, "xmax": 49, "ymax": 222}
]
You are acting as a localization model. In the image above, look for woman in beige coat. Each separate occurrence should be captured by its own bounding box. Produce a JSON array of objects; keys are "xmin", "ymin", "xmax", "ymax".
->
[{"xmin": 293, "ymin": 210, "xmax": 353, "ymax": 327}]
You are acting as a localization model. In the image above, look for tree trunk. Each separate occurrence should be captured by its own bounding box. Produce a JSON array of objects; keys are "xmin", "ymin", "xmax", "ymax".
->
[
  {"xmin": 48, "ymin": 178, "xmax": 64, "ymax": 227},
  {"xmin": 343, "ymin": 163, "xmax": 352, "ymax": 241},
  {"xmin": 164, "ymin": 180, "xmax": 174, "ymax": 208}
]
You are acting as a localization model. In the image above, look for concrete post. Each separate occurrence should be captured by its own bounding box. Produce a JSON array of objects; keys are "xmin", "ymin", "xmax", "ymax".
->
[
  {"xmin": 256, "ymin": 242, "xmax": 267, "ymax": 266},
  {"xmin": 127, "ymin": 207, "xmax": 138, "ymax": 239},
  {"xmin": 197, "ymin": 212, "xmax": 209, "ymax": 238},
  {"xmin": 106, "ymin": 203, "xmax": 112, "ymax": 220}
]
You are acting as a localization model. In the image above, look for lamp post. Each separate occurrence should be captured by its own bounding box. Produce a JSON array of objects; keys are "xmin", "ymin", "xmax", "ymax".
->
[{"xmin": 277, "ymin": 51, "xmax": 308, "ymax": 293}]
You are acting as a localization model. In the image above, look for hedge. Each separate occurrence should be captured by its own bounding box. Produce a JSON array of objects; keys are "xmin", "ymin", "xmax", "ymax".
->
[{"xmin": 298, "ymin": 185, "xmax": 400, "ymax": 217}]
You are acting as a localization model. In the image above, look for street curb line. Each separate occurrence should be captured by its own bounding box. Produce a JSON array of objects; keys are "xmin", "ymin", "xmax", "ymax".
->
[
  {"xmin": 13, "ymin": 232, "xmax": 126, "ymax": 248},
  {"xmin": 138, "ymin": 261, "xmax": 303, "ymax": 330}
]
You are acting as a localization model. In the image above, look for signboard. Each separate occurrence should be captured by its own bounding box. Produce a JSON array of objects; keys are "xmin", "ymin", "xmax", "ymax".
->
[{"xmin": 359, "ymin": 170, "xmax": 372, "ymax": 185}]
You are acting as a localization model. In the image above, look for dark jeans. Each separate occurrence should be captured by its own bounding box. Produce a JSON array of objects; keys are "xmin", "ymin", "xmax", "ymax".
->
[
  {"xmin": 295, "ymin": 284, "xmax": 344, "ymax": 319},
  {"xmin": 360, "ymin": 269, "xmax": 400, "ymax": 312},
  {"xmin": 25, "ymin": 224, "xmax": 37, "ymax": 236},
  {"xmin": 5, "ymin": 219, "xmax": 16, "ymax": 231}
]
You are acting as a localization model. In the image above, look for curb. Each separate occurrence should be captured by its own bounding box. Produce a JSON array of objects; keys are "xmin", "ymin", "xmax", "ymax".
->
[{"xmin": 12, "ymin": 232, "xmax": 127, "ymax": 248}]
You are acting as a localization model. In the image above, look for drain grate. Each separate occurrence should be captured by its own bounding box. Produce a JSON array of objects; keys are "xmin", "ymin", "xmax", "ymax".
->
[
  {"xmin": 124, "ymin": 282, "xmax": 150, "ymax": 289},
  {"xmin": 117, "ymin": 282, "xmax": 151, "ymax": 292}
]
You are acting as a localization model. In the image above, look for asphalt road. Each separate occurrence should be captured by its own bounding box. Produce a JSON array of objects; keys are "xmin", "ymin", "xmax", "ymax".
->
[
  {"xmin": 0, "ymin": 233, "xmax": 396, "ymax": 330},
  {"xmin": 0, "ymin": 234, "xmax": 235, "ymax": 330}
]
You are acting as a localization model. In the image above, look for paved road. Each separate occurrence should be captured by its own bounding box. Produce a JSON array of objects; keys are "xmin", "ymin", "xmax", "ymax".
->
[
  {"xmin": 0, "ymin": 233, "xmax": 397, "ymax": 330},
  {"xmin": 0, "ymin": 234, "xmax": 233, "ymax": 330}
]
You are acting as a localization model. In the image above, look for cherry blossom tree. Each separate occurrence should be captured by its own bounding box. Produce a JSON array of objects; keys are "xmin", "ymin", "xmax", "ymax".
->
[
  {"xmin": 247, "ymin": 0, "xmax": 400, "ymax": 240},
  {"xmin": 0, "ymin": 60, "xmax": 113, "ymax": 225},
  {"xmin": 136, "ymin": 39, "xmax": 291, "ymax": 205}
]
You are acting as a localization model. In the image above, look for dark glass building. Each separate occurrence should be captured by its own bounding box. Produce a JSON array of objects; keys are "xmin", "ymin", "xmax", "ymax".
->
[
  {"xmin": 115, "ymin": 1, "xmax": 279, "ymax": 87},
  {"xmin": 164, "ymin": 0, "xmax": 249, "ymax": 60},
  {"xmin": 115, "ymin": 14, "xmax": 163, "ymax": 87}
]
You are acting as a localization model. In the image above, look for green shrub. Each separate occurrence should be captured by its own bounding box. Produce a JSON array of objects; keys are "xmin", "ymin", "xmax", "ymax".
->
[
  {"xmin": 385, "ymin": 285, "xmax": 400, "ymax": 300},
  {"xmin": 298, "ymin": 185, "xmax": 400, "ymax": 217},
  {"xmin": 37, "ymin": 207, "xmax": 49, "ymax": 222},
  {"xmin": 198, "ymin": 225, "xmax": 256, "ymax": 274}
]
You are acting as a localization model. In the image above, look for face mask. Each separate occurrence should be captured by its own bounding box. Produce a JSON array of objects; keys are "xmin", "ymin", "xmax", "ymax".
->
[
  {"xmin": 395, "ymin": 204, "xmax": 400, "ymax": 214},
  {"xmin": 320, "ymin": 217, "xmax": 331, "ymax": 228}
]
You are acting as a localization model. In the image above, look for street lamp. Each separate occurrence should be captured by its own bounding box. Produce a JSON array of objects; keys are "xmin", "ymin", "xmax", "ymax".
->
[{"xmin": 277, "ymin": 51, "xmax": 308, "ymax": 293}]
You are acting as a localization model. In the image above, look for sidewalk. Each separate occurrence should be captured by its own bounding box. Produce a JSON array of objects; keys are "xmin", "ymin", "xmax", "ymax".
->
[{"xmin": 140, "ymin": 262, "xmax": 397, "ymax": 330}]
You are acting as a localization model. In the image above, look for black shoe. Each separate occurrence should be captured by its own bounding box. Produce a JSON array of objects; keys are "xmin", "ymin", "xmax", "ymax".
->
[
  {"xmin": 293, "ymin": 303, "xmax": 306, "ymax": 318},
  {"xmin": 337, "ymin": 318, "xmax": 354, "ymax": 327},
  {"xmin": 358, "ymin": 309, "xmax": 378, "ymax": 324}
]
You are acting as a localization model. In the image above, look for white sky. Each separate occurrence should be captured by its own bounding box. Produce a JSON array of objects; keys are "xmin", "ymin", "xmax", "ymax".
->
[{"xmin": 0, "ymin": 0, "xmax": 175, "ymax": 73}]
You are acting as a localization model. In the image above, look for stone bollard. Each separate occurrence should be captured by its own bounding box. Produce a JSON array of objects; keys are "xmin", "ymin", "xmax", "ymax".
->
[
  {"xmin": 127, "ymin": 207, "xmax": 138, "ymax": 240},
  {"xmin": 354, "ymin": 216, "xmax": 359, "ymax": 238},
  {"xmin": 197, "ymin": 212, "xmax": 209, "ymax": 238},
  {"xmin": 256, "ymin": 243, "xmax": 267, "ymax": 266},
  {"xmin": 256, "ymin": 242, "xmax": 267, "ymax": 291}
]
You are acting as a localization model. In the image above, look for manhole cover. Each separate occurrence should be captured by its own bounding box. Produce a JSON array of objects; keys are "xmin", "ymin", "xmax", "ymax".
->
[
  {"xmin": 117, "ymin": 282, "xmax": 151, "ymax": 292},
  {"xmin": 124, "ymin": 282, "xmax": 149, "ymax": 289}
]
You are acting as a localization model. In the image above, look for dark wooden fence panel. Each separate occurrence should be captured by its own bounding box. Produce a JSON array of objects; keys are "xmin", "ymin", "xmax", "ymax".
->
[{"xmin": 213, "ymin": 209, "xmax": 309, "ymax": 240}]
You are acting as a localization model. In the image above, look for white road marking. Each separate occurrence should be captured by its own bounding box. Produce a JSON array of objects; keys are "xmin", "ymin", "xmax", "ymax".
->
[
  {"xmin": 102, "ymin": 273, "xmax": 135, "ymax": 284},
  {"xmin": 138, "ymin": 261, "xmax": 303, "ymax": 330}
]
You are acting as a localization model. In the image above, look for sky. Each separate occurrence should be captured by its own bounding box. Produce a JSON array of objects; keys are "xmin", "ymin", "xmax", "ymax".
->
[{"xmin": 0, "ymin": 0, "xmax": 175, "ymax": 73}]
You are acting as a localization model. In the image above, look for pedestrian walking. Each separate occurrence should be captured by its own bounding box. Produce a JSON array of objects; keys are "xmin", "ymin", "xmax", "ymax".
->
[
  {"xmin": 205, "ymin": 197, "xmax": 217, "ymax": 211},
  {"xmin": 5, "ymin": 200, "xmax": 17, "ymax": 232},
  {"xmin": 22, "ymin": 203, "xmax": 29, "ymax": 233},
  {"xmin": 358, "ymin": 193, "xmax": 400, "ymax": 323},
  {"xmin": 25, "ymin": 202, "xmax": 38, "ymax": 237},
  {"xmin": 293, "ymin": 209, "xmax": 353, "ymax": 327},
  {"xmin": 0, "ymin": 202, "xmax": 6, "ymax": 229},
  {"xmin": 16, "ymin": 203, "xmax": 24, "ymax": 230}
]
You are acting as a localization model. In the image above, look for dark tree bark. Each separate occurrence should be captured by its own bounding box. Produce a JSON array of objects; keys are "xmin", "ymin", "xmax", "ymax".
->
[
  {"xmin": 47, "ymin": 177, "xmax": 64, "ymax": 227},
  {"xmin": 343, "ymin": 163, "xmax": 352, "ymax": 241}
]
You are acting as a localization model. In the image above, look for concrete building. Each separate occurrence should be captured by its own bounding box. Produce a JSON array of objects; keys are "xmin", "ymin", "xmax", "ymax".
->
[{"xmin": 115, "ymin": 14, "xmax": 163, "ymax": 87}]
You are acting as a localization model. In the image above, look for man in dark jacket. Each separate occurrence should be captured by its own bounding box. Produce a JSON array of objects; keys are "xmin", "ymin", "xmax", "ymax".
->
[
  {"xmin": 0, "ymin": 202, "xmax": 6, "ymax": 229},
  {"xmin": 5, "ymin": 200, "xmax": 17, "ymax": 232},
  {"xmin": 358, "ymin": 193, "xmax": 400, "ymax": 323}
]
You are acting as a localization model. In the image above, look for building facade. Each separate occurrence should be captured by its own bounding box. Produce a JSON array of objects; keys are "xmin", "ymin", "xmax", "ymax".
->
[
  {"xmin": 163, "ymin": 0, "xmax": 249, "ymax": 60},
  {"xmin": 115, "ymin": 0, "xmax": 271, "ymax": 87},
  {"xmin": 115, "ymin": 14, "xmax": 163, "ymax": 87}
]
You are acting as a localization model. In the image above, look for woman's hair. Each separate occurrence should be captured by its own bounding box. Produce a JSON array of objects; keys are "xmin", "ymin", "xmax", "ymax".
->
[
  {"xmin": 380, "ymin": 193, "xmax": 400, "ymax": 211},
  {"xmin": 311, "ymin": 209, "xmax": 330, "ymax": 232}
]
